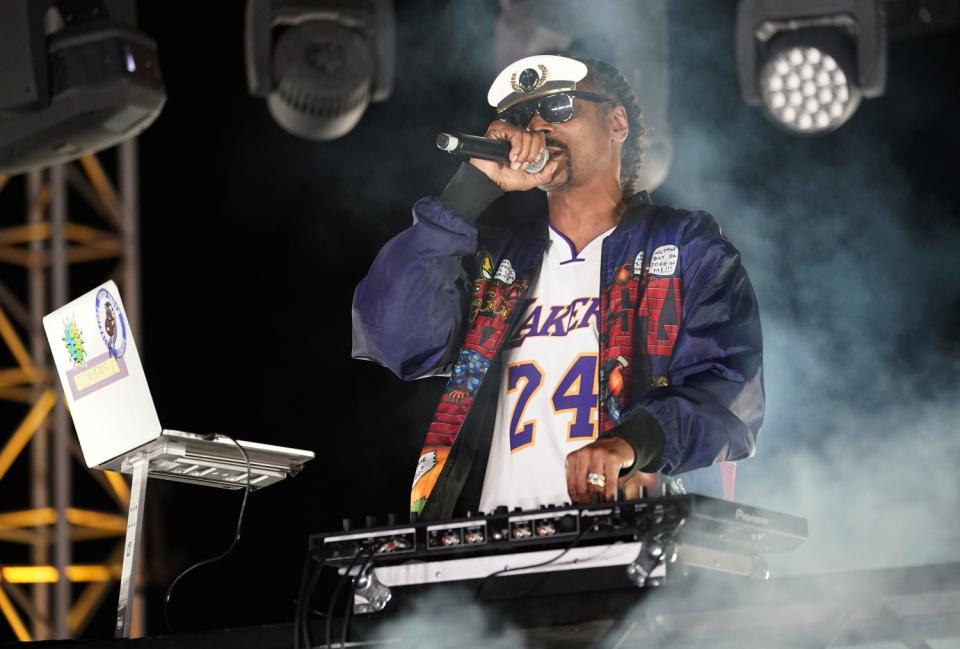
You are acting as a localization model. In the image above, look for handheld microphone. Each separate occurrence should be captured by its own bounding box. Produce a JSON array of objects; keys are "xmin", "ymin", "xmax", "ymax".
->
[{"xmin": 436, "ymin": 133, "xmax": 549, "ymax": 174}]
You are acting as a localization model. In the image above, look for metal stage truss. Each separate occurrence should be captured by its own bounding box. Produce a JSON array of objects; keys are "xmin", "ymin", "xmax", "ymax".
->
[{"xmin": 0, "ymin": 141, "xmax": 142, "ymax": 641}]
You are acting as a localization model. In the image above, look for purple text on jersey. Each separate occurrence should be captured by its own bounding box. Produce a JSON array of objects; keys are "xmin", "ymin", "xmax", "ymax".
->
[{"xmin": 504, "ymin": 297, "xmax": 600, "ymax": 350}]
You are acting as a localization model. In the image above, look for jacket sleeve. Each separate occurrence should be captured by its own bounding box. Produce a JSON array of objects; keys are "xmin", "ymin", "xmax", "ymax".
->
[
  {"xmin": 351, "ymin": 164, "xmax": 502, "ymax": 380},
  {"xmin": 610, "ymin": 210, "xmax": 764, "ymax": 476}
]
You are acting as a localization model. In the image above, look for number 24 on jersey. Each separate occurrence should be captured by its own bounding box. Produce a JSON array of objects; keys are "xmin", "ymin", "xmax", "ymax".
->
[{"xmin": 507, "ymin": 354, "xmax": 598, "ymax": 452}]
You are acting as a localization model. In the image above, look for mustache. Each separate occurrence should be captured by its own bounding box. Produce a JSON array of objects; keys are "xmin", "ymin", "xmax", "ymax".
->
[{"xmin": 545, "ymin": 138, "xmax": 567, "ymax": 149}]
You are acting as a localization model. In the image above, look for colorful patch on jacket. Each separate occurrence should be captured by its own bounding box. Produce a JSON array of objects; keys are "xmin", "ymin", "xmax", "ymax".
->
[
  {"xmin": 470, "ymin": 278, "xmax": 516, "ymax": 324},
  {"xmin": 466, "ymin": 276, "xmax": 528, "ymax": 350},
  {"xmin": 599, "ymin": 263, "xmax": 643, "ymax": 429},
  {"xmin": 425, "ymin": 348, "xmax": 489, "ymax": 446},
  {"xmin": 649, "ymin": 245, "xmax": 679, "ymax": 276},
  {"xmin": 493, "ymin": 259, "xmax": 516, "ymax": 284},
  {"xmin": 598, "ymin": 256, "xmax": 683, "ymax": 431},
  {"xmin": 411, "ymin": 446, "xmax": 450, "ymax": 515},
  {"xmin": 477, "ymin": 250, "xmax": 494, "ymax": 280},
  {"xmin": 638, "ymin": 277, "xmax": 682, "ymax": 356},
  {"xmin": 414, "ymin": 268, "xmax": 530, "ymax": 512}
]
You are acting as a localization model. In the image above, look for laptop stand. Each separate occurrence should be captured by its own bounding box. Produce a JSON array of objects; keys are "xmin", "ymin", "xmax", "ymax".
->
[{"xmin": 111, "ymin": 432, "xmax": 313, "ymax": 638}]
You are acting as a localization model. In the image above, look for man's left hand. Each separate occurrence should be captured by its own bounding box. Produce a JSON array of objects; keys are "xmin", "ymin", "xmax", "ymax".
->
[{"xmin": 565, "ymin": 437, "xmax": 637, "ymax": 503}]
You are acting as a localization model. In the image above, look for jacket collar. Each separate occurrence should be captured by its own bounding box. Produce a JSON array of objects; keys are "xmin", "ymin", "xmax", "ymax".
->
[{"xmin": 612, "ymin": 189, "xmax": 652, "ymax": 235}]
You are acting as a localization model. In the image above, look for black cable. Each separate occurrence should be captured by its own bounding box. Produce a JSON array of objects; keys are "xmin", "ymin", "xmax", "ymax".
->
[
  {"xmin": 163, "ymin": 434, "xmax": 251, "ymax": 633},
  {"xmin": 474, "ymin": 521, "xmax": 598, "ymax": 601},
  {"xmin": 324, "ymin": 552, "xmax": 362, "ymax": 649},
  {"xmin": 298, "ymin": 554, "xmax": 327, "ymax": 649},
  {"xmin": 293, "ymin": 553, "xmax": 311, "ymax": 649},
  {"xmin": 339, "ymin": 545, "xmax": 379, "ymax": 649},
  {"xmin": 293, "ymin": 552, "xmax": 317, "ymax": 649},
  {"xmin": 294, "ymin": 549, "xmax": 326, "ymax": 649}
]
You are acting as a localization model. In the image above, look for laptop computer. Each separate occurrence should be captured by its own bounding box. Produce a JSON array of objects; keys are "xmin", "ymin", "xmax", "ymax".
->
[{"xmin": 42, "ymin": 280, "xmax": 314, "ymax": 489}]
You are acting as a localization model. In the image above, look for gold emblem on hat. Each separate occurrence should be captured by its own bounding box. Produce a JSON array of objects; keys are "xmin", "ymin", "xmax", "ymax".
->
[{"xmin": 510, "ymin": 64, "xmax": 549, "ymax": 94}]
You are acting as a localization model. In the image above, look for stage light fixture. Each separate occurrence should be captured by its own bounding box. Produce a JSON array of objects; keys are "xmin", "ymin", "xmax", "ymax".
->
[
  {"xmin": 0, "ymin": 0, "xmax": 165, "ymax": 175},
  {"xmin": 245, "ymin": 0, "xmax": 395, "ymax": 141},
  {"xmin": 736, "ymin": 0, "xmax": 886, "ymax": 135},
  {"xmin": 759, "ymin": 31, "xmax": 861, "ymax": 134}
]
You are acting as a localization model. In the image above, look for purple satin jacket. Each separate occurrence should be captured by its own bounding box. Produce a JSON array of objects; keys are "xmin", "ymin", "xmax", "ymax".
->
[{"xmin": 352, "ymin": 188, "xmax": 763, "ymax": 520}]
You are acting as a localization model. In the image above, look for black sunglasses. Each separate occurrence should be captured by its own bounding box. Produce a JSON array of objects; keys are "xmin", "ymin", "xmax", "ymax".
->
[{"xmin": 499, "ymin": 91, "xmax": 615, "ymax": 128}]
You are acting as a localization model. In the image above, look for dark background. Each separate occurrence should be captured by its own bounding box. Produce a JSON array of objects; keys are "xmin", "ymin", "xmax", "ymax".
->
[{"xmin": 1, "ymin": 0, "xmax": 959, "ymax": 640}]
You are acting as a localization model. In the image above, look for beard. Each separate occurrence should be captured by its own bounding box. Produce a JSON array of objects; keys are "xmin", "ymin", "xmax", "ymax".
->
[{"xmin": 540, "ymin": 138, "xmax": 573, "ymax": 191}]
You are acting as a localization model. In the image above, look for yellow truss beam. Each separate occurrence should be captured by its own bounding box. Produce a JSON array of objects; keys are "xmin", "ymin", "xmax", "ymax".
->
[
  {"xmin": 1, "ymin": 580, "xmax": 50, "ymax": 639},
  {"xmin": 0, "ymin": 366, "xmax": 48, "ymax": 388},
  {"xmin": 63, "ymin": 223, "xmax": 118, "ymax": 244},
  {"xmin": 0, "ymin": 388, "xmax": 55, "ymax": 481},
  {"xmin": 27, "ymin": 182, "xmax": 50, "ymax": 221},
  {"xmin": 0, "ymin": 245, "xmax": 122, "ymax": 269},
  {"xmin": 0, "ymin": 508, "xmax": 56, "ymax": 530},
  {"xmin": 68, "ymin": 579, "xmax": 111, "ymax": 635},
  {"xmin": 0, "ymin": 222, "xmax": 121, "ymax": 247},
  {"xmin": 0, "ymin": 566, "xmax": 57, "ymax": 584},
  {"xmin": 0, "ymin": 548, "xmax": 124, "ymax": 638},
  {"xmin": 0, "ymin": 564, "xmax": 120, "ymax": 584},
  {"xmin": 0, "ymin": 248, "xmax": 39, "ymax": 268},
  {"xmin": 0, "ymin": 529, "xmax": 40, "ymax": 544},
  {"xmin": 0, "ymin": 530, "xmax": 119, "ymax": 544},
  {"xmin": 65, "ymin": 240, "xmax": 124, "ymax": 264},
  {"xmin": 103, "ymin": 471, "xmax": 130, "ymax": 507},
  {"xmin": 0, "ymin": 507, "xmax": 125, "ymax": 534},
  {"xmin": 0, "ymin": 223, "xmax": 51, "ymax": 247},
  {"xmin": 68, "ymin": 543, "xmax": 123, "ymax": 635},
  {"xmin": 0, "ymin": 585, "xmax": 31, "ymax": 641},
  {"xmin": 79, "ymin": 155, "xmax": 121, "ymax": 223},
  {"xmin": 0, "ymin": 528, "xmax": 122, "ymax": 544},
  {"xmin": 0, "ymin": 386, "xmax": 39, "ymax": 403},
  {"xmin": 0, "ymin": 306, "xmax": 33, "ymax": 370},
  {"xmin": 69, "ymin": 528, "xmax": 124, "ymax": 542},
  {"xmin": 0, "ymin": 240, "xmax": 123, "ymax": 269},
  {"xmin": 65, "ymin": 566, "xmax": 117, "ymax": 582},
  {"xmin": 65, "ymin": 508, "xmax": 126, "ymax": 533}
]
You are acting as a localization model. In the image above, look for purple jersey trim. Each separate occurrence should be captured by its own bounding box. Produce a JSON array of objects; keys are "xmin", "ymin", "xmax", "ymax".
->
[{"xmin": 549, "ymin": 224, "xmax": 587, "ymax": 264}]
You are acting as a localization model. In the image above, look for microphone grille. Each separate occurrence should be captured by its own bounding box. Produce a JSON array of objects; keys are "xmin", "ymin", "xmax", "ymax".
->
[{"xmin": 525, "ymin": 149, "xmax": 549, "ymax": 174}]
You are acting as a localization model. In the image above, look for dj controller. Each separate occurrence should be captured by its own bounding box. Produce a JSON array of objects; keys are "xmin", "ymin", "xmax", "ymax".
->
[{"xmin": 306, "ymin": 494, "xmax": 808, "ymax": 617}]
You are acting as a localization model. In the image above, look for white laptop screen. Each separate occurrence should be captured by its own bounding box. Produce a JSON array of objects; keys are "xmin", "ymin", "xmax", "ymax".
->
[{"xmin": 42, "ymin": 280, "xmax": 162, "ymax": 468}]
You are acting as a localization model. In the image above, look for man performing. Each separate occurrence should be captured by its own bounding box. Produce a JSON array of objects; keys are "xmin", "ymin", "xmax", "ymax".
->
[{"xmin": 352, "ymin": 54, "xmax": 763, "ymax": 521}]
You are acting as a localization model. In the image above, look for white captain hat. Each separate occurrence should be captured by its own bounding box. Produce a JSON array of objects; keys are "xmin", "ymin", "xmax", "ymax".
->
[{"xmin": 487, "ymin": 54, "xmax": 589, "ymax": 113}]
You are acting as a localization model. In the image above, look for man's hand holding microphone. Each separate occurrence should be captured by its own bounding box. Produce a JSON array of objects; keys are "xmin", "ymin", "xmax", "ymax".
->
[{"xmin": 437, "ymin": 121, "xmax": 559, "ymax": 192}]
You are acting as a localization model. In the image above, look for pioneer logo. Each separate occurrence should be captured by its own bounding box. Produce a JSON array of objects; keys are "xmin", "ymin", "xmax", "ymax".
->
[
  {"xmin": 581, "ymin": 509, "xmax": 613, "ymax": 517},
  {"xmin": 735, "ymin": 508, "xmax": 770, "ymax": 526}
]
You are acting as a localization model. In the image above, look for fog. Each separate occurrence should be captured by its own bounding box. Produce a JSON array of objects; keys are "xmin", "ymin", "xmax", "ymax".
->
[{"xmin": 352, "ymin": 1, "xmax": 959, "ymax": 647}]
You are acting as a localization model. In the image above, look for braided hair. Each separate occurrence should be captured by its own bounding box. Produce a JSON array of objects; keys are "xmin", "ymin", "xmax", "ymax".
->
[{"xmin": 576, "ymin": 57, "xmax": 646, "ymax": 197}]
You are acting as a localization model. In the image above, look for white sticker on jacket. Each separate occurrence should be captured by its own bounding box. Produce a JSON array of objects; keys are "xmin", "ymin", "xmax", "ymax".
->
[
  {"xmin": 633, "ymin": 251, "xmax": 645, "ymax": 275},
  {"xmin": 494, "ymin": 259, "xmax": 516, "ymax": 284},
  {"xmin": 649, "ymin": 245, "xmax": 679, "ymax": 276},
  {"xmin": 413, "ymin": 450, "xmax": 438, "ymax": 487}
]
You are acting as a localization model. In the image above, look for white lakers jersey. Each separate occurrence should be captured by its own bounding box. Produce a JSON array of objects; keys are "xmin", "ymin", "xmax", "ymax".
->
[{"xmin": 478, "ymin": 223, "xmax": 615, "ymax": 512}]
